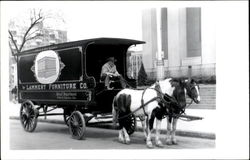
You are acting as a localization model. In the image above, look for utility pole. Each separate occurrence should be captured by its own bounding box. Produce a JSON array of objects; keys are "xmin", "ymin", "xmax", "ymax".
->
[{"xmin": 156, "ymin": 8, "xmax": 165, "ymax": 80}]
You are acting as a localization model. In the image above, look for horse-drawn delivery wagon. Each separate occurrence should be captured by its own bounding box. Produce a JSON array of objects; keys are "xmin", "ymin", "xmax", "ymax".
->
[{"xmin": 16, "ymin": 38, "xmax": 145, "ymax": 139}]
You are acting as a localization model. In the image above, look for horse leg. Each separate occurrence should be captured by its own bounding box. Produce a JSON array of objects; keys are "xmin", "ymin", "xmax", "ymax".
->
[
  {"xmin": 118, "ymin": 129, "xmax": 125, "ymax": 143},
  {"xmin": 139, "ymin": 116, "xmax": 147, "ymax": 141},
  {"xmin": 155, "ymin": 118, "xmax": 163, "ymax": 148},
  {"xmin": 122, "ymin": 127, "xmax": 130, "ymax": 144},
  {"xmin": 117, "ymin": 117, "xmax": 126, "ymax": 144},
  {"xmin": 146, "ymin": 116, "xmax": 154, "ymax": 148},
  {"xmin": 171, "ymin": 118, "xmax": 178, "ymax": 145},
  {"xmin": 166, "ymin": 116, "xmax": 172, "ymax": 145}
]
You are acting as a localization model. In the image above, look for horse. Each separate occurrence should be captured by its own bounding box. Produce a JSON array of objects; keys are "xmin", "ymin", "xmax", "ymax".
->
[
  {"xmin": 112, "ymin": 78, "xmax": 187, "ymax": 148},
  {"xmin": 165, "ymin": 79, "xmax": 200, "ymax": 145}
]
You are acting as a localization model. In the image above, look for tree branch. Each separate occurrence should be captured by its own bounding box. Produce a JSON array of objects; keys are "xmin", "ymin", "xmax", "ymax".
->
[
  {"xmin": 8, "ymin": 30, "xmax": 20, "ymax": 53},
  {"xmin": 26, "ymin": 34, "xmax": 42, "ymax": 42},
  {"xmin": 19, "ymin": 15, "xmax": 44, "ymax": 51},
  {"xmin": 26, "ymin": 28, "xmax": 40, "ymax": 39},
  {"xmin": 9, "ymin": 42, "xmax": 17, "ymax": 62}
]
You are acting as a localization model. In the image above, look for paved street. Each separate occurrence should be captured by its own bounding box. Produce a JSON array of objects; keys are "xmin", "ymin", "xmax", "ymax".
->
[{"xmin": 10, "ymin": 119, "xmax": 215, "ymax": 150}]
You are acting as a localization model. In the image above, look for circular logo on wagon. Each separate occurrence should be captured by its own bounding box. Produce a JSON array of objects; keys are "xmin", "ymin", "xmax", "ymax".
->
[{"xmin": 31, "ymin": 50, "xmax": 65, "ymax": 84}]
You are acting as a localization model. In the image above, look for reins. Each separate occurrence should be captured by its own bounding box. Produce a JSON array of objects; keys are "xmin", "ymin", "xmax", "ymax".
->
[
  {"xmin": 116, "ymin": 83, "xmax": 177, "ymax": 120},
  {"xmin": 116, "ymin": 79, "xmax": 197, "ymax": 121},
  {"xmin": 116, "ymin": 96, "xmax": 161, "ymax": 120}
]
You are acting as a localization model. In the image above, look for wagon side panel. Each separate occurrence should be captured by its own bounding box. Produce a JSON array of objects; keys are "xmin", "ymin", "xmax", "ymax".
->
[{"xmin": 17, "ymin": 47, "xmax": 95, "ymax": 106}]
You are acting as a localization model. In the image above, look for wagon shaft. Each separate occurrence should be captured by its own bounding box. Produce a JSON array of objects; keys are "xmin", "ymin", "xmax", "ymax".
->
[{"xmin": 174, "ymin": 114, "xmax": 203, "ymax": 121}]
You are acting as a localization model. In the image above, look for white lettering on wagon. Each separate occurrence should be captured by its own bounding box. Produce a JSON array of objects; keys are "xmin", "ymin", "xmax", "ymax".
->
[
  {"xmin": 80, "ymin": 82, "xmax": 87, "ymax": 89},
  {"xmin": 49, "ymin": 83, "xmax": 77, "ymax": 90},
  {"xmin": 26, "ymin": 84, "xmax": 46, "ymax": 90},
  {"xmin": 25, "ymin": 83, "xmax": 77, "ymax": 90},
  {"xmin": 56, "ymin": 92, "xmax": 77, "ymax": 100}
]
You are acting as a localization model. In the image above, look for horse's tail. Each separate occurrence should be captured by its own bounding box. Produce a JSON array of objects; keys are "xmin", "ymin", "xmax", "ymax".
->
[{"xmin": 112, "ymin": 95, "xmax": 118, "ymax": 126}]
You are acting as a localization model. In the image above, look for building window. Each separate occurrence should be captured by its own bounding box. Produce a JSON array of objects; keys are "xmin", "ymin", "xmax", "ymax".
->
[{"xmin": 186, "ymin": 8, "xmax": 201, "ymax": 57}]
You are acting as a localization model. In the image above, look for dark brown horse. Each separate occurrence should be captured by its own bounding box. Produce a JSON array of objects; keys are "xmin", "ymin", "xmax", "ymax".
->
[{"xmin": 165, "ymin": 79, "xmax": 200, "ymax": 145}]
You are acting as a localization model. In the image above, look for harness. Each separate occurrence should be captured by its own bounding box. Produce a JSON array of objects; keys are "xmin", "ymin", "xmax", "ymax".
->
[
  {"xmin": 140, "ymin": 81, "xmax": 166, "ymax": 116},
  {"xmin": 116, "ymin": 80, "xmax": 198, "ymax": 121},
  {"xmin": 117, "ymin": 81, "xmax": 175, "ymax": 120}
]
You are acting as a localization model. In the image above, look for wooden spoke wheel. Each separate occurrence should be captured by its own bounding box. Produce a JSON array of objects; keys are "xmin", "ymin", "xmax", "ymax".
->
[
  {"xmin": 20, "ymin": 100, "xmax": 38, "ymax": 132},
  {"xmin": 125, "ymin": 114, "xmax": 137, "ymax": 135},
  {"xmin": 68, "ymin": 111, "xmax": 86, "ymax": 140}
]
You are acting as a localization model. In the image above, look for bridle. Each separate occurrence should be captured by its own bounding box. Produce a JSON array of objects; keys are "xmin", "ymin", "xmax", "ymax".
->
[{"xmin": 185, "ymin": 82, "xmax": 200, "ymax": 104}]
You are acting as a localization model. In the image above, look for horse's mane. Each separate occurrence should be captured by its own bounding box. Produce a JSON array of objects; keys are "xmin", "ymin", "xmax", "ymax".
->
[{"xmin": 169, "ymin": 78, "xmax": 185, "ymax": 88}]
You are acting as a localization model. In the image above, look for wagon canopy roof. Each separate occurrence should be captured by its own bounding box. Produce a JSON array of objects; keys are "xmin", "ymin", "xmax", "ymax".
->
[{"xmin": 17, "ymin": 38, "xmax": 145, "ymax": 56}]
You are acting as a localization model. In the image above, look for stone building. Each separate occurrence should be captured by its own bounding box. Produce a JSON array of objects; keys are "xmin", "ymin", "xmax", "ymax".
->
[
  {"xmin": 9, "ymin": 22, "xmax": 67, "ymax": 51},
  {"xmin": 141, "ymin": 7, "xmax": 216, "ymax": 80}
]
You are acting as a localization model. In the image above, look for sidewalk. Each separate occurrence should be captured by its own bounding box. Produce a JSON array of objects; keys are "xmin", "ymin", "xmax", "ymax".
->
[{"xmin": 9, "ymin": 101, "xmax": 215, "ymax": 139}]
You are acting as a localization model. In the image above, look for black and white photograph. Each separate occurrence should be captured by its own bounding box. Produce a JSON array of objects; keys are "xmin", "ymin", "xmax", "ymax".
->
[{"xmin": 1, "ymin": 1, "xmax": 249, "ymax": 159}]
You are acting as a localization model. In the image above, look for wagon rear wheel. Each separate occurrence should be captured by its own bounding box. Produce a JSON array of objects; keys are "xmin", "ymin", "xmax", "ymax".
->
[
  {"xmin": 20, "ymin": 100, "xmax": 38, "ymax": 132},
  {"xmin": 68, "ymin": 111, "xmax": 86, "ymax": 140},
  {"xmin": 125, "ymin": 114, "xmax": 137, "ymax": 135}
]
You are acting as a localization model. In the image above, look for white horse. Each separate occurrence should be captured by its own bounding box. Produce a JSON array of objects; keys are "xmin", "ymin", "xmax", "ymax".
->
[
  {"xmin": 165, "ymin": 79, "xmax": 200, "ymax": 145},
  {"xmin": 112, "ymin": 78, "xmax": 186, "ymax": 148}
]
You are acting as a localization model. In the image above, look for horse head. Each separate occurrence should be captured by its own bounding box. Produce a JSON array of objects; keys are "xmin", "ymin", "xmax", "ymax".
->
[
  {"xmin": 170, "ymin": 79, "xmax": 187, "ymax": 109},
  {"xmin": 184, "ymin": 79, "xmax": 201, "ymax": 104}
]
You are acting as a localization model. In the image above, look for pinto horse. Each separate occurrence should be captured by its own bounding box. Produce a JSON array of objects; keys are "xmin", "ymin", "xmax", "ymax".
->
[
  {"xmin": 112, "ymin": 78, "xmax": 187, "ymax": 148},
  {"xmin": 165, "ymin": 79, "xmax": 200, "ymax": 145}
]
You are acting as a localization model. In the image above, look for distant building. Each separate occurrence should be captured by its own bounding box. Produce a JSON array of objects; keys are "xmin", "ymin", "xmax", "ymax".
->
[
  {"xmin": 142, "ymin": 7, "xmax": 216, "ymax": 80},
  {"xmin": 9, "ymin": 21, "xmax": 67, "ymax": 51},
  {"xmin": 127, "ymin": 51, "xmax": 143, "ymax": 80}
]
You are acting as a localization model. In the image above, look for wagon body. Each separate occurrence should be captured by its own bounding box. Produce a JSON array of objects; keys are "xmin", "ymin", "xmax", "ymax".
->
[
  {"xmin": 16, "ymin": 38, "xmax": 144, "ymax": 139},
  {"xmin": 17, "ymin": 38, "xmax": 144, "ymax": 113}
]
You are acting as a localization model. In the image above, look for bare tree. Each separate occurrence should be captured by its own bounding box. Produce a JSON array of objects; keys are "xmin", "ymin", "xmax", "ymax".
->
[{"xmin": 8, "ymin": 8, "xmax": 65, "ymax": 60}]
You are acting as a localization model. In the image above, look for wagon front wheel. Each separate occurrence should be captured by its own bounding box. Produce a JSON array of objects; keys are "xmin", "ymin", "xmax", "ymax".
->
[
  {"xmin": 20, "ymin": 100, "xmax": 38, "ymax": 132},
  {"xmin": 68, "ymin": 111, "xmax": 86, "ymax": 140}
]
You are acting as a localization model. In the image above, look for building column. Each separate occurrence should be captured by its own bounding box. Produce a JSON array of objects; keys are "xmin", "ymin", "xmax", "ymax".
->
[
  {"xmin": 156, "ymin": 8, "xmax": 164, "ymax": 80},
  {"xmin": 167, "ymin": 8, "xmax": 183, "ymax": 77},
  {"xmin": 142, "ymin": 9, "xmax": 157, "ymax": 79}
]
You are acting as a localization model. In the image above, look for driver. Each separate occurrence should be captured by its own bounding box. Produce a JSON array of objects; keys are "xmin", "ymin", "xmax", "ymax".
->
[{"xmin": 100, "ymin": 57, "xmax": 126, "ymax": 89}]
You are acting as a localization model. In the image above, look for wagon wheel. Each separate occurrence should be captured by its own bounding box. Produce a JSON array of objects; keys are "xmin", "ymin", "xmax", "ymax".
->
[
  {"xmin": 20, "ymin": 100, "xmax": 38, "ymax": 132},
  {"xmin": 125, "ymin": 114, "xmax": 137, "ymax": 135},
  {"xmin": 68, "ymin": 111, "xmax": 86, "ymax": 140}
]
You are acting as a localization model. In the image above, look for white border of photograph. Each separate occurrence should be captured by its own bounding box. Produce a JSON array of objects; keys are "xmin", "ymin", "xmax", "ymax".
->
[{"xmin": 1, "ymin": 1, "xmax": 249, "ymax": 159}]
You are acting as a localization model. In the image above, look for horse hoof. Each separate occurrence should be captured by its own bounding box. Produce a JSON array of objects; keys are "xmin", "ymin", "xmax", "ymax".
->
[
  {"xmin": 156, "ymin": 141, "xmax": 164, "ymax": 148},
  {"xmin": 166, "ymin": 140, "xmax": 172, "ymax": 145},
  {"xmin": 125, "ymin": 140, "xmax": 131, "ymax": 145},
  {"xmin": 172, "ymin": 140, "xmax": 178, "ymax": 145},
  {"xmin": 156, "ymin": 143, "xmax": 164, "ymax": 148},
  {"xmin": 146, "ymin": 141, "xmax": 154, "ymax": 148},
  {"xmin": 147, "ymin": 144, "xmax": 154, "ymax": 149},
  {"xmin": 118, "ymin": 138, "xmax": 125, "ymax": 144}
]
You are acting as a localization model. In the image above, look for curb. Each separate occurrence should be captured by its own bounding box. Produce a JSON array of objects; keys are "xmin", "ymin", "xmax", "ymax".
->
[{"xmin": 10, "ymin": 116, "xmax": 215, "ymax": 140}]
